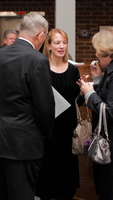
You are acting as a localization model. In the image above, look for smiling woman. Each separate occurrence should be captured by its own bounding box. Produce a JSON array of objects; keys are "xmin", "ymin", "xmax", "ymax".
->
[
  {"xmin": 35, "ymin": 28, "xmax": 81, "ymax": 200},
  {"xmin": 43, "ymin": 28, "xmax": 69, "ymax": 63}
]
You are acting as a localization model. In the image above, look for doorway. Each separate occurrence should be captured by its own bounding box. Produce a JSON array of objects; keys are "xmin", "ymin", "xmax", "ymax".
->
[{"xmin": 0, "ymin": 16, "xmax": 21, "ymax": 46}]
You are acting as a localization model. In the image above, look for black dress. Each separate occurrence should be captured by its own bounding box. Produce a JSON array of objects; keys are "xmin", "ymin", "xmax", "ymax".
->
[{"xmin": 36, "ymin": 63, "xmax": 80, "ymax": 199}]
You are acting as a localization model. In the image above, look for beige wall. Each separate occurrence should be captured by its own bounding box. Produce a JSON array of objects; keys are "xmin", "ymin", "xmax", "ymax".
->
[{"xmin": 55, "ymin": 0, "xmax": 76, "ymax": 60}]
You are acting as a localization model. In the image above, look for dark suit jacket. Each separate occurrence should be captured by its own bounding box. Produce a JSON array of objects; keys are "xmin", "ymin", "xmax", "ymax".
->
[
  {"xmin": 0, "ymin": 38, "xmax": 55, "ymax": 160},
  {"xmin": 87, "ymin": 60, "xmax": 113, "ymax": 141},
  {"xmin": 0, "ymin": 44, "xmax": 6, "ymax": 48}
]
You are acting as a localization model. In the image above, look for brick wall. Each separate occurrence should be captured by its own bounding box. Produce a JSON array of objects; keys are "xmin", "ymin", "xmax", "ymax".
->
[
  {"xmin": 1, "ymin": 0, "xmax": 113, "ymax": 64},
  {"xmin": 76, "ymin": 0, "xmax": 113, "ymax": 64}
]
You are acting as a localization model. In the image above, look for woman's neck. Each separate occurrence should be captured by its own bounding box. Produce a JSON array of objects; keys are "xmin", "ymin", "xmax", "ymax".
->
[{"xmin": 49, "ymin": 56, "xmax": 68, "ymax": 73}]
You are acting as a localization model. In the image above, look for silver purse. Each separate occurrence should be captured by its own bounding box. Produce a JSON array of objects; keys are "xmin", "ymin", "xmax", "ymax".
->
[{"xmin": 88, "ymin": 102, "xmax": 111, "ymax": 165}]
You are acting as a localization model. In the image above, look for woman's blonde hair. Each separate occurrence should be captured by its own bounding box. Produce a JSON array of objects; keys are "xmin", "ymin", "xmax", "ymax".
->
[
  {"xmin": 92, "ymin": 28, "xmax": 113, "ymax": 58},
  {"xmin": 43, "ymin": 28, "xmax": 69, "ymax": 62}
]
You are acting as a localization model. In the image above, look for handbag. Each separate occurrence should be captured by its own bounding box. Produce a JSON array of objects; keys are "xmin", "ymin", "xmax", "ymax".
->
[
  {"xmin": 72, "ymin": 98, "xmax": 92, "ymax": 155},
  {"xmin": 88, "ymin": 102, "xmax": 111, "ymax": 164},
  {"xmin": 84, "ymin": 128, "xmax": 97, "ymax": 153}
]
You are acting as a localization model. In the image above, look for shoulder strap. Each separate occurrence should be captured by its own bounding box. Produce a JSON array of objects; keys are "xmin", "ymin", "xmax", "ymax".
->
[
  {"xmin": 75, "ymin": 98, "xmax": 82, "ymax": 122},
  {"xmin": 102, "ymin": 103, "xmax": 109, "ymax": 141},
  {"xmin": 97, "ymin": 102, "xmax": 110, "ymax": 141},
  {"xmin": 75, "ymin": 98, "xmax": 91, "ymax": 123},
  {"xmin": 97, "ymin": 102, "xmax": 103, "ymax": 135}
]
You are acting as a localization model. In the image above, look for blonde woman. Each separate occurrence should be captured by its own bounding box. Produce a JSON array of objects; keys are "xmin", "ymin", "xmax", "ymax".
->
[
  {"xmin": 77, "ymin": 28, "xmax": 113, "ymax": 200},
  {"xmin": 36, "ymin": 29, "xmax": 81, "ymax": 200}
]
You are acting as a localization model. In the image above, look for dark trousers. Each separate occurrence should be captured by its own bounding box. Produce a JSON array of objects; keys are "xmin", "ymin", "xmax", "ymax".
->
[{"xmin": 0, "ymin": 158, "xmax": 42, "ymax": 200}]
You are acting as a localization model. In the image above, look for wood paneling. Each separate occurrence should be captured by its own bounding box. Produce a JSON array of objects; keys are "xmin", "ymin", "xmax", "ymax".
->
[{"xmin": 77, "ymin": 64, "xmax": 92, "ymax": 81}]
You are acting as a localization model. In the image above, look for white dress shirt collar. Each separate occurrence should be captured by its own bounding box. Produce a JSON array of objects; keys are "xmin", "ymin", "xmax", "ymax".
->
[{"xmin": 18, "ymin": 37, "xmax": 35, "ymax": 49}]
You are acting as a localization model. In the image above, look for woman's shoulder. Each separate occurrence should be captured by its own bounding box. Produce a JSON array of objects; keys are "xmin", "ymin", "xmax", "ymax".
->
[
  {"xmin": 67, "ymin": 62, "xmax": 80, "ymax": 79},
  {"xmin": 68, "ymin": 62, "xmax": 79, "ymax": 72}
]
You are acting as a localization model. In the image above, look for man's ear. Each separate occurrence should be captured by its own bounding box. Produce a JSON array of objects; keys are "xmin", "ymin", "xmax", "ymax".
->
[
  {"xmin": 4, "ymin": 38, "xmax": 7, "ymax": 45},
  {"xmin": 110, "ymin": 54, "xmax": 113, "ymax": 59},
  {"xmin": 36, "ymin": 32, "xmax": 43, "ymax": 40}
]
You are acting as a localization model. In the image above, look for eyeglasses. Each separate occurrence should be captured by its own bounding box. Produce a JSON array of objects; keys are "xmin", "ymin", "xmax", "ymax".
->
[
  {"xmin": 36, "ymin": 32, "xmax": 49, "ymax": 39},
  {"xmin": 6, "ymin": 37, "xmax": 16, "ymax": 40},
  {"xmin": 43, "ymin": 32, "xmax": 49, "ymax": 39}
]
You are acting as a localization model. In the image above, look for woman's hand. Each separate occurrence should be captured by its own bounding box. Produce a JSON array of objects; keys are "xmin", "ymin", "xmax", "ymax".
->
[
  {"xmin": 77, "ymin": 75, "xmax": 90, "ymax": 96},
  {"xmin": 90, "ymin": 61, "xmax": 102, "ymax": 77},
  {"xmin": 76, "ymin": 79, "xmax": 94, "ymax": 95},
  {"xmin": 80, "ymin": 74, "xmax": 90, "ymax": 82}
]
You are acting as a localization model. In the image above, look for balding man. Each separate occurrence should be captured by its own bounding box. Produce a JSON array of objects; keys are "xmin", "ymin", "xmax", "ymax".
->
[{"xmin": 0, "ymin": 13, "xmax": 55, "ymax": 200}]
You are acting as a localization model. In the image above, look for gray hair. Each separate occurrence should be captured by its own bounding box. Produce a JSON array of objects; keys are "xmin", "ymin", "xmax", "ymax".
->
[
  {"xmin": 19, "ymin": 12, "xmax": 49, "ymax": 37},
  {"xmin": 3, "ymin": 30, "xmax": 18, "ymax": 38}
]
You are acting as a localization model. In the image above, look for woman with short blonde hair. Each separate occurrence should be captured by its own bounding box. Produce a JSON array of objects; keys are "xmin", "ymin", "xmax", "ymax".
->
[
  {"xmin": 77, "ymin": 27, "xmax": 113, "ymax": 200},
  {"xmin": 92, "ymin": 28, "xmax": 113, "ymax": 58}
]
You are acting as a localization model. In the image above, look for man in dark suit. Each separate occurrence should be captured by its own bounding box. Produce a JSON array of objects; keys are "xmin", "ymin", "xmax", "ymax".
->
[{"xmin": 0, "ymin": 12, "xmax": 55, "ymax": 200}]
